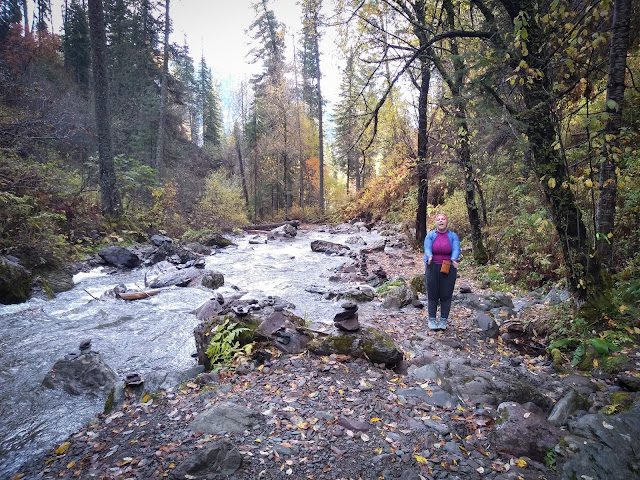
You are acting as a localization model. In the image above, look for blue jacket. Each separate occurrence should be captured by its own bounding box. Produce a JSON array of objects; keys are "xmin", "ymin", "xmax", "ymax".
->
[{"xmin": 423, "ymin": 230, "xmax": 460, "ymax": 264}]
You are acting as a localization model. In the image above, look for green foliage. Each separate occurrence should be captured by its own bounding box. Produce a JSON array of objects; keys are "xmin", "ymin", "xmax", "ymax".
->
[
  {"xmin": 205, "ymin": 318, "xmax": 254, "ymax": 371},
  {"xmin": 194, "ymin": 171, "xmax": 249, "ymax": 231},
  {"xmin": 543, "ymin": 447, "xmax": 557, "ymax": 471},
  {"xmin": 548, "ymin": 334, "xmax": 623, "ymax": 368}
]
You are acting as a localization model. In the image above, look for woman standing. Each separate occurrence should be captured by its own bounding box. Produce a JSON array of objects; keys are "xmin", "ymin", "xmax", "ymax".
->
[{"xmin": 424, "ymin": 213, "xmax": 460, "ymax": 330}]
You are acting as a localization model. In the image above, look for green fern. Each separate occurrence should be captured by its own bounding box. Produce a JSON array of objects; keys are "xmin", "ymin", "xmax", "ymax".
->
[{"xmin": 205, "ymin": 318, "xmax": 254, "ymax": 370}]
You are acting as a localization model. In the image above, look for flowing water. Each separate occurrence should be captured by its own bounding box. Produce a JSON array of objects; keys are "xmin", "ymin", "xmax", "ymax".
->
[{"xmin": 0, "ymin": 227, "xmax": 382, "ymax": 477}]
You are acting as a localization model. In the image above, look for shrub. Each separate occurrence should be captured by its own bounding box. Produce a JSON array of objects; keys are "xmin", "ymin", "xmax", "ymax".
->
[{"xmin": 193, "ymin": 171, "xmax": 248, "ymax": 231}]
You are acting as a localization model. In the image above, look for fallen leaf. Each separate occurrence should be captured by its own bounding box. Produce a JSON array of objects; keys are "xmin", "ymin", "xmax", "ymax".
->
[
  {"xmin": 55, "ymin": 442, "xmax": 70, "ymax": 455},
  {"xmin": 516, "ymin": 458, "xmax": 527, "ymax": 468}
]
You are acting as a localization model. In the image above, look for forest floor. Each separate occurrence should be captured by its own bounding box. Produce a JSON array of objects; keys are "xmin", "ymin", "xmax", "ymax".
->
[{"xmin": 13, "ymin": 232, "xmax": 637, "ymax": 480}]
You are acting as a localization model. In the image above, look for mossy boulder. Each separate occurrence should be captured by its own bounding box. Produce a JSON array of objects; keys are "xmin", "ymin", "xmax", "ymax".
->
[
  {"xmin": 307, "ymin": 326, "xmax": 403, "ymax": 369},
  {"xmin": 602, "ymin": 355, "xmax": 631, "ymax": 374},
  {"xmin": 0, "ymin": 256, "xmax": 31, "ymax": 304},
  {"xmin": 410, "ymin": 274, "xmax": 425, "ymax": 295}
]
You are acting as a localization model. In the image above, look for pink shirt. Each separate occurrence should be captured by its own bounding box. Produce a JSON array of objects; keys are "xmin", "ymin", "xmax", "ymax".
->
[{"xmin": 432, "ymin": 231, "xmax": 452, "ymax": 264}]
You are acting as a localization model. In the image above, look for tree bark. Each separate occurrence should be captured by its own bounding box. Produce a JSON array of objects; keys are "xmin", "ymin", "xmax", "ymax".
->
[
  {"xmin": 87, "ymin": 0, "xmax": 121, "ymax": 216},
  {"xmin": 313, "ymin": 14, "xmax": 324, "ymax": 212},
  {"xmin": 234, "ymin": 123, "xmax": 250, "ymax": 208},
  {"xmin": 154, "ymin": 0, "xmax": 170, "ymax": 172},
  {"xmin": 498, "ymin": 0, "xmax": 603, "ymax": 302},
  {"xmin": 596, "ymin": 0, "xmax": 631, "ymax": 269}
]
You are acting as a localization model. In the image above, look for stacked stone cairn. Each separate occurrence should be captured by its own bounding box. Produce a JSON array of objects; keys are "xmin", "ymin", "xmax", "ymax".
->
[{"xmin": 333, "ymin": 301, "xmax": 360, "ymax": 331}]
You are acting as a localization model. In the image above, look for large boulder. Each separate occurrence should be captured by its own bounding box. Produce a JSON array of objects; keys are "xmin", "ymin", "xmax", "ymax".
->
[
  {"xmin": 489, "ymin": 401, "xmax": 562, "ymax": 462},
  {"xmin": 202, "ymin": 234, "xmax": 234, "ymax": 248},
  {"xmin": 189, "ymin": 401, "xmax": 264, "ymax": 434},
  {"xmin": 558, "ymin": 400, "xmax": 640, "ymax": 479},
  {"xmin": 310, "ymin": 240, "xmax": 350, "ymax": 254},
  {"xmin": 98, "ymin": 246, "xmax": 141, "ymax": 269},
  {"xmin": 377, "ymin": 279, "xmax": 418, "ymax": 309},
  {"xmin": 307, "ymin": 326, "xmax": 403, "ymax": 369},
  {"xmin": 0, "ymin": 256, "xmax": 31, "ymax": 304},
  {"xmin": 42, "ymin": 351, "xmax": 118, "ymax": 397},
  {"xmin": 146, "ymin": 242, "xmax": 198, "ymax": 266},
  {"xmin": 40, "ymin": 265, "xmax": 75, "ymax": 294},
  {"xmin": 148, "ymin": 266, "xmax": 205, "ymax": 288}
]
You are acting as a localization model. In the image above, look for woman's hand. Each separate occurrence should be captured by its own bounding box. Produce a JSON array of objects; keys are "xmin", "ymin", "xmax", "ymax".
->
[
  {"xmin": 427, "ymin": 256, "xmax": 433, "ymax": 265},
  {"xmin": 452, "ymin": 259, "xmax": 459, "ymax": 268}
]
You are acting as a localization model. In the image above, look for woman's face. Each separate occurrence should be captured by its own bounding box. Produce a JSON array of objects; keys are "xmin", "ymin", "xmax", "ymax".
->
[{"xmin": 435, "ymin": 214, "xmax": 448, "ymax": 231}]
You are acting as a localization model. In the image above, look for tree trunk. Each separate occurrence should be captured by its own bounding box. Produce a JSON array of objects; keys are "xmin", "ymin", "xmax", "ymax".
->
[
  {"xmin": 441, "ymin": 0, "xmax": 488, "ymax": 264},
  {"xmin": 596, "ymin": 0, "xmax": 631, "ymax": 269},
  {"xmin": 154, "ymin": 0, "xmax": 170, "ymax": 173},
  {"xmin": 234, "ymin": 123, "xmax": 250, "ymax": 208},
  {"xmin": 415, "ymin": 52, "xmax": 430, "ymax": 247},
  {"xmin": 413, "ymin": 0, "xmax": 431, "ymax": 248},
  {"xmin": 499, "ymin": 0, "xmax": 603, "ymax": 302},
  {"xmin": 314, "ymin": 27, "xmax": 324, "ymax": 212},
  {"xmin": 87, "ymin": 0, "xmax": 121, "ymax": 216}
]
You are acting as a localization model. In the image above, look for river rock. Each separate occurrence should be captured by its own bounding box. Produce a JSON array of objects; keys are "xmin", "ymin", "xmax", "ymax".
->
[
  {"xmin": 310, "ymin": 239, "xmax": 350, "ymax": 254},
  {"xmin": 146, "ymin": 241, "xmax": 198, "ymax": 266},
  {"xmin": 378, "ymin": 279, "xmax": 417, "ymax": 309},
  {"xmin": 200, "ymin": 270, "xmax": 224, "ymax": 290},
  {"xmin": 42, "ymin": 351, "xmax": 118, "ymax": 397},
  {"xmin": 490, "ymin": 401, "xmax": 562, "ymax": 462},
  {"xmin": 150, "ymin": 234, "xmax": 172, "ymax": 246},
  {"xmin": 476, "ymin": 312, "xmax": 500, "ymax": 338},
  {"xmin": 268, "ymin": 223, "xmax": 297, "ymax": 239},
  {"xmin": 38, "ymin": 265, "xmax": 75, "ymax": 295},
  {"xmin": 148, "ymin": 266, "xmax": 204, "ymax": 288},
  {"xmin": 360, "ymin": 241, "xmax": 386, "ymax": 254},
  {"xmin": 0, "ymin": 256, "xmax": 31, "ymax": 304},
  {"xmin": 202, "ymin": 233, "xmax": 234, "ymax": 248},
  {"xmin": 98, "ymin": 246, "xmax": 141, "ymax": 269},
  {"xmin": 558, "ymin": 400, "xmax": 640, "ymax": 479},
  {"xmin": 307, "ymin": 326, "xmax": 403, "ymax": 369},
  {"xmin": 189, "ymin": 401, "xmax": 264, "ymax": 434},
  {"xmin": 170, "ymin": 440, "xmax": 242, "ymax": 479}
]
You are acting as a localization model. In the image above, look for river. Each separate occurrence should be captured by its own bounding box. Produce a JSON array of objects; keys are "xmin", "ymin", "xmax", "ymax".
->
[{"xmin": 0, "ymin": 226, "xmax": 383, "ymax": 477}]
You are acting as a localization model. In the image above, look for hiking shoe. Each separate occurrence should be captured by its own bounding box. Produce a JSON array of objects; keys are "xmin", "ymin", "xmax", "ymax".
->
[
  {"xmin": 428, "ymin": 318, "xmax": 438, "ymax": 330},
  {"xmin": 438, "ymin": 318, "xmax": 448, "ymax": 330}
]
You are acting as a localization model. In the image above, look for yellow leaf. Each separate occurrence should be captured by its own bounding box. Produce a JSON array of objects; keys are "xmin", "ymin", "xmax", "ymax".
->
[
  {"xmin": 516, "ymin": 458, "xmax": 527, "ymax": 468},
  {"xmin": 66, "ymin": 461, "xmax": 76, "ymax": 469},
  {"xmin": 585, "ymin": 179, "xmax": 593, "ymax": 188},
  {"xmin": 370, "ymin": 418, "xmax": 382, "ymax": 423},
  {"xmin": 169, "ymin": 462, "xmax": 175, "ymax": 469},
  {"xmin": 548, "ymin": 178, "xmax": 556, "ymax": 188},
  {"xmin": 141, "ymin": 394, "xmax": 153, "ymax": 403},
  {"xmin": 593, "ymin": 358, "xmax": 599, "ymax": 368},
  {"xmin": 414, "ymin": 455, "xmax": 429, "ymax": 464},
  {"xmin": 55, "ymin": 442, "xmax": 70, "ymax": 455},
  {"xmin": 11, "ymin": 475, "xmax": 25, "ymax": 480},
  {"xmin": 456, "ymin": 405, "xmax": 467, "ymax": 412}
]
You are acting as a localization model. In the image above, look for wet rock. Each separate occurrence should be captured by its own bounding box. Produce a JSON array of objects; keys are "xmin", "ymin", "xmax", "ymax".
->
[
  {"xmin": 268, "ymin": 223, "xmax": 297, "ymax": 239},
  {"xmin": 360, "ymin": 241, "xmax": 386, "ymax": 254},
  {"xmin": 189, "ymin": 401, "xmax": 264, "ymax": 434},
  {"xmin": 42, "ymin": 351, "xmax": 118, "ymax": 397},
  {"xmin": 490, "ymin": 402, "xmax": 562, "ymax": 462},
  {"xmin": 40, "ymin": 265, "xmax": 75, "ymax": 294},
  {"xmin": 146, "ymin": 242, "xmax": 198, "ymax": 266},
  {"xmin": 170, "ymin": 440, "xmax": 242, "ymax": 479},
  {"xmin": 184, "ymin": 242, "xmax": 213, "ymax": 255},
  {"xmin": 342, "ymin": 285, "xmax": 376, "ymax": 302},
  {"xmin": 200, "ymin": 270, "xmax": 224, "ymax": 290},
  {"xmin": 202, "ymin": 233, "xmax": 234, "ymax": 248},
  {"xmin": 191, "ymin": 297, "xmax": 225, "ymax": 320},
  {"xmin": 148, "ymin": 266, "xmax": 204, "ymax": 288},
  {"xmin": 310, "ymin": 239, "xmax": 350, "ymax": 254},
  {"xmin": 558, "ymin": 401, "xmax": 640, "ymax": 479},
  {"xmin": 98, "ymin": 246, "xmax": 141, "ymax": 269},
  {"xmin": 0, "ymin": 256, "xmax": 31, "ymax": 304}
]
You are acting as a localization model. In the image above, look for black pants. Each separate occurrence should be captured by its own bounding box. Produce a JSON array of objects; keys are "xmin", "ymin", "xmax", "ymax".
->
[{"xmin": 425, "ymin": 262, "xmax": 457, "ymax": 319}]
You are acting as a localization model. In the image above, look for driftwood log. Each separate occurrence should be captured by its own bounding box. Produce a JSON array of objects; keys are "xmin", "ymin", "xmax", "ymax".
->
[{"xmin": 242, "ymin": 220, "xmax": 300, "ymax": 231}]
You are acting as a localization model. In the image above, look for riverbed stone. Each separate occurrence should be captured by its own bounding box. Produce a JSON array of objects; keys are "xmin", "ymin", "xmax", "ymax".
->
[
  {"xmin": 170, "ymin": 440, "xmax": 242, "ymax": 479},
  {"xmin": 0, "ymin": 256, "xmax": 31, "ymax": 304},
  {"xmin": 98, "ymin": 246, "xmax": 141, "ymax": 269},
  {"xmin": 189, "ymin": 401, "xmax": 264, "ymax": 434},
  {"xmin": 148, "ymin": 266, "xmax": 204, "ymax": 288},
  {"xmin": 42, "ymin": 351, "xmax": 118, "ymax": 397},
  {"xmin": 490, "ymin": 402, "xmax": 562, "ymax": 462}
]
